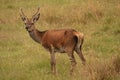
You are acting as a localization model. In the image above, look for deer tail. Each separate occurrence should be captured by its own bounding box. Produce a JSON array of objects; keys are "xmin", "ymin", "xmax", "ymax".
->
[{"xmin": 75, "ymin": 32, "xmax": 84, "ymax": 50}]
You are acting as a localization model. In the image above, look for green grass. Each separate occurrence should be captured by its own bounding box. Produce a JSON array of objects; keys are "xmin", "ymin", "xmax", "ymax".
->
[{"xmin": 0, "ymin": 0, "xmax": 120, "ymax": 80}]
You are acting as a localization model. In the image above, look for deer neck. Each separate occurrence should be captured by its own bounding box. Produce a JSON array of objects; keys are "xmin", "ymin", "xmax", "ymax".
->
[{"xmin": 28, "ymin": 29, "xmax": 45, "ymax": 44}]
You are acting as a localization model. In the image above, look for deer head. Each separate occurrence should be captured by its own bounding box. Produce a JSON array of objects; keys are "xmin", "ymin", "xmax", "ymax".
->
[{"xmin": 20, "ymin": 8, "xmax": 40, "ymax": 32}]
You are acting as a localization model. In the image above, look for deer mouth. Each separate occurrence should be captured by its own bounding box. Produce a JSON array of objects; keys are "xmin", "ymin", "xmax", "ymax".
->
[
  {"xmin": 26, "ymin": 28, "xmax": 33, "ymax": 32},
  {"xmin": 28, "ymin": 29, "xmax": 33, "ymax": 32}
]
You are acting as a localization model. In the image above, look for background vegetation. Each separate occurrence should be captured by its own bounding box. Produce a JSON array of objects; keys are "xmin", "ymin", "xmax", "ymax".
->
[{"xmin": 0, "ymin": 0, "xmax": 120, "ymax": 80}]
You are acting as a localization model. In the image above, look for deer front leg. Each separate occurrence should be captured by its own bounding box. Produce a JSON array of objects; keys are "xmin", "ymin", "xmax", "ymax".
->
[
  {"xmin": 50, "ymin": 45, "xmax": 56, "ymax": 75},
  {"xmin": 50, "ymin": 52, "xmax": 56, "ymax": 75}
]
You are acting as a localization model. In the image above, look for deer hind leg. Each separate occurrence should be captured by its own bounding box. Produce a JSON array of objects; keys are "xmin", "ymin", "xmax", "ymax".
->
[
  {"xmin": 67, "ymin": 51, "xmax": 77, "ymax": 75},
  {"xmin": 75, "ymin": 45, "xmax": 86, "ymax": 65},
  {"xmin": 50, "ymin": 45, "xmax": 56, "ymax": 75}
]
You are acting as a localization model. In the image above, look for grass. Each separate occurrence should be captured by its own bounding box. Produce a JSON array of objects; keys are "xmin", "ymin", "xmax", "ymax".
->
[{"xmin": 0, "ymin": 0, "xmax": 120, "ymax": 80}]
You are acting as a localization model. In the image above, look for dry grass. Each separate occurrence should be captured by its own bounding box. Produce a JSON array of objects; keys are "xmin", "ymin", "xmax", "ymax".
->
[
  {"xmin": 80, "ymin": 54, "xmax": 120, "ymax": 80},
  {"xmin": 39, "ymin": 2, "xmax": 104, "ymax": 27}
]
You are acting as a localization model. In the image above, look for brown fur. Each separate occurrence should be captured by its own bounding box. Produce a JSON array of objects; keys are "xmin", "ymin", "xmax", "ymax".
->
[{"xmin": 20, "ymin": 8, "xmax": 86, "ymax": 75}]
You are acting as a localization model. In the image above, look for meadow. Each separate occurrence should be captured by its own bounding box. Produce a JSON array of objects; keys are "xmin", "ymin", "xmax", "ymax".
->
[{"xmin": 0, "ymin": 0, "xmax": 120, "ymax": 80}]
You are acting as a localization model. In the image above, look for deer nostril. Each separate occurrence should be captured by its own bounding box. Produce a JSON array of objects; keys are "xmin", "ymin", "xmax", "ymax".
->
[{"xmin": 25, "ymin": 27, "xmax": 28, "ymax": 30}]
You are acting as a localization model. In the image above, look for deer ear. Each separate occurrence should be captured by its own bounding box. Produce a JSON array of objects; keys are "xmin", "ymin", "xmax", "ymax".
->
[
  {"xmin": 20, "ymin": 14, "xmax": 27, "ymax": 22},
  {"xmin": 32, "ymin": 13, "xmax": 40, "ymax": 23},
  {"xmin": 20, "ymin": 8, "xmax": 27, "ymax": 22}
]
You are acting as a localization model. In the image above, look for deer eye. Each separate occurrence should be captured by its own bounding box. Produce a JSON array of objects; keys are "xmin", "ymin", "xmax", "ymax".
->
[
  {"xmin": 31, "ymin": 23, "xmax": 34, "ymax": 25},
  {"xmin": 24, "ymin": 23, "xmax": 27, "ymax": 25}
]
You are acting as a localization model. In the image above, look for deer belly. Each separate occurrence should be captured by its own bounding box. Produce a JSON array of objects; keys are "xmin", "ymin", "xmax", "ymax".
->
[
  {"xmin": 42, "ymin": 43, "xmax": 65, "ymax": 53},
  {"xmin": 54, "ymin": 47, "xmax": 65, "ymax": 53}
]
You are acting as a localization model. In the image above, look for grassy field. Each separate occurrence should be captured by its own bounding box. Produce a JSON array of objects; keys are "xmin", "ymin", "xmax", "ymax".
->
[{"xmin": 0, "ymin": 0, "xmax": 120, "ymax": 80}]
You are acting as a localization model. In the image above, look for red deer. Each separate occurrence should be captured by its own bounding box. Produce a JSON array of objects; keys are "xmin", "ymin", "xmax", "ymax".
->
[{"xmin": 20, "ymin": 8, "xmax": 86, "ymax": 75}]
